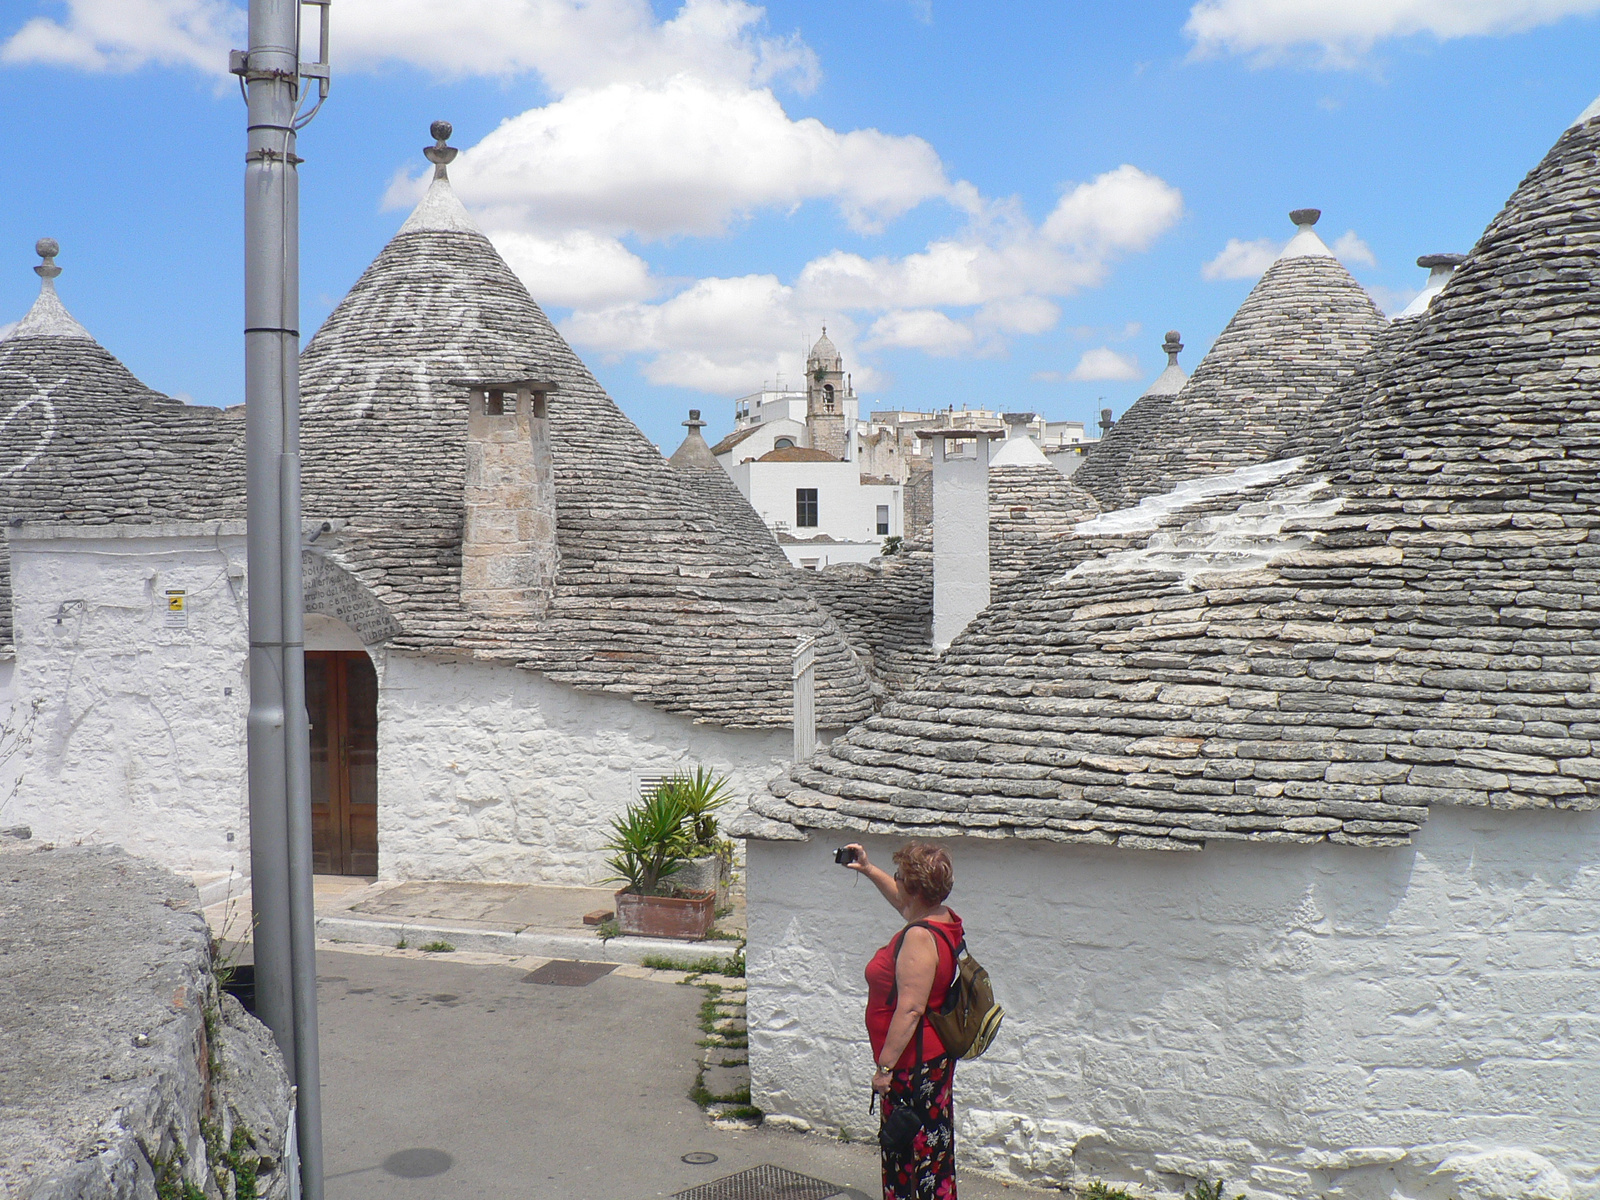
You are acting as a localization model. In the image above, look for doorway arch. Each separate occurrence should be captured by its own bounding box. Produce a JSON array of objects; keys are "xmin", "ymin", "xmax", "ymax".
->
[{"xmin": 305, "ymin": 621, "xmax": 379, "ymax": 875}]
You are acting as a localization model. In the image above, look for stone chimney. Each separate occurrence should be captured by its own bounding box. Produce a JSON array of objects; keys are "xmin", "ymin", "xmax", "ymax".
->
[
  {"xmin": 918, "ymin": 423, "xmax": 1005, "ymax": 651},
  {"xmin": 457, "ymin": 378, "xmax": 560, "ymax": 618}
]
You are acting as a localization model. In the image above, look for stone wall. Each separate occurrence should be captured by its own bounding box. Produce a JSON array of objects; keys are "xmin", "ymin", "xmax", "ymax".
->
[
  {"xmin": 1, "ymin": 839, "xmax": 291, "ymax": 1199},
  {"xmin": 374, "ymin": 651, "xmax": 792, "ymax": 884},
  {"xmin": 745, "ymin": 807, "xmax": 1600, "ymax": 1200}
]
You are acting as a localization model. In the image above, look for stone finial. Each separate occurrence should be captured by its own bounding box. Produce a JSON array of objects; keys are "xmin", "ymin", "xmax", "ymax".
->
[
  {"xmin": 1099, "ymin": 407, "xmax": 1114, "ymax": 436},
  {"xmin": 424, "ymin": 120, "xmax": 458, "ymax": 180},
  {"xmin": 1417, "ymin": 253, "xmax": 1467, "ymax": 270},
  {"xmin": 683, "ymin": 409, "xmax": 706, "ymax": 430},
  {"xmin": 1163, "ymin": 330, "xmax": 1183, "ymax": 365},
  {"xmin": 1290, "ymin": 208, "xmax": 1321, "ymax": 228},
  {"xmin": 1003, "ymin": 412, "xmax": 1035, "ymax": 428},
  {"xmin": 34, "ymin": 239, "xmax": 61, "ymax": 281}
]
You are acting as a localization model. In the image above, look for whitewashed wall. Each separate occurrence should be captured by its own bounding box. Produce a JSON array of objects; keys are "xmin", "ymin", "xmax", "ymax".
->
[
  {"xmin": 746, "ymin": 808, "xmax": 1600, "ymax": 1200},
  {"xmin": 8, "ymin": 525, "xmax": 252, "ymax": 876},
  {"xmin": 8, "ymin": 526, "xmax": 791, "ymax": 887},
  {"xmin": 374, "ymin": 652, "xmax": 789, "ymax": 885}
]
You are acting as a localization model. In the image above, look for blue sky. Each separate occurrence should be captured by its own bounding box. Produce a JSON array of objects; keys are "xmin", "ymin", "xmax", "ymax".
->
[{"xmin": 0, "ymin": 0, "xmax": 1596, "ymax": 452}]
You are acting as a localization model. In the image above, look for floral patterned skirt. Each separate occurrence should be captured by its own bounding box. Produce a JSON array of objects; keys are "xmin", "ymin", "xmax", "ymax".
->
[{"xmin": 880, "ymin": 1054, "xmax": 956, "ymax": 1200}]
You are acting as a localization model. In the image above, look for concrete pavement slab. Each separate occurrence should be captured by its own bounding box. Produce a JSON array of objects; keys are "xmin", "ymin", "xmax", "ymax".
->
[{"xmin": 315, "ymin": 948, "xmax": 1044, "ymax": 1200}]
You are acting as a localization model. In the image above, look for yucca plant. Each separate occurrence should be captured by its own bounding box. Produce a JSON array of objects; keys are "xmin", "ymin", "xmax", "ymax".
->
[
  {"xmin": 656, "ymin": 767, "xmax": 732, "ymax": 851},
  {"xmin": 603, "ymin": 788, "xmax": 694, "ymax": 896}
]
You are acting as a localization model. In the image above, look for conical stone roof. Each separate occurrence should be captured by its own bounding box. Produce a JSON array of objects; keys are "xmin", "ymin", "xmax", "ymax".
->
[
  {"xmin": 1072, "ymin": 331, "xmax": 1189, "ymax": 505},
  {"xmin": 667, "ymin": 409, "xmax": 787, "ymax": 552},
  {"xmin": 298, "ymin": 142, "xmax": 872, "ymax": 729},
  {"xmin": 1074, "ymin": 215, "xmax": 1385, "ymax": 513},
  {"xmin": 988, "ymin": 424, "xmax": 1100, "ymax": 586},
  {"xmin": 0, "ymin": 242, "xmax": 242, "ymax": 647},
  {"xmin": 751, "ymin": 105, "xmax": 1600, "ymax": 846}
]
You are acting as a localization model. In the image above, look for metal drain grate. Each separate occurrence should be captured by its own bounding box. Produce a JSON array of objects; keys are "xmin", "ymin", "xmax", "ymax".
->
[
  {"xmin": 671, "ymin": 1163, "xmax": 844, "ymax": 1200},
  {"xmin": 520, "ymin": 960, "xmax": 617, "ymax": 987}
]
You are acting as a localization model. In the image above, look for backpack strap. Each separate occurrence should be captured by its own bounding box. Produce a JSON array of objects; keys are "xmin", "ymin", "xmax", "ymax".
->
[{"xmin": 886, "ymin": 920, "xmax": 957, "ymax": 1070}]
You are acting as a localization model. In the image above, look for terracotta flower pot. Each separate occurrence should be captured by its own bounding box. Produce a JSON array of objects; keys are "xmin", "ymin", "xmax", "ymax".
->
[{"xmin": 614, "ymin": 887, "xmax": 716, "ymax": 940}]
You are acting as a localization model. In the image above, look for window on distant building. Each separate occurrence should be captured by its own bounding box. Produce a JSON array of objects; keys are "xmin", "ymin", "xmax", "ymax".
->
[
  {"xmin": 876, "ymin": 505, "xmax": 890, "ymax": 536},
  {"xmin": 796, "ymin": 489, "xmax": 819, "ymax": 528},
  {"xmin": 774, "ymin": 437, "xmax": 795, "ymax": 449}
]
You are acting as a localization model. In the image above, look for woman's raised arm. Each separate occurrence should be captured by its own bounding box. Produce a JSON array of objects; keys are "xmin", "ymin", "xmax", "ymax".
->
[{"xmin": 844, "ymin": 843, "xmax": 908, "ymax": 913}]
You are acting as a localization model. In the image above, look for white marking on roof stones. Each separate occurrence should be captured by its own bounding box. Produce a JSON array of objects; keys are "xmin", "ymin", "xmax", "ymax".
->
[
  {"xmin": 0, "ymin": 395, "xmax": 58, "ymax": 480},
  {"xmin": 1069, "ymin": 478, "xmax": 1343, "ymax": 585},
  {"xmin": 1068, "ymin": 476, "xmax": 1343, "ymax": 585},
  {"xmin": 1575, "ymin": 94, "xmax": 1600, "ymax": 129},
  {"xmin": 1073, "ymin": 457, "xmax": 1305, "ymax": 537}
]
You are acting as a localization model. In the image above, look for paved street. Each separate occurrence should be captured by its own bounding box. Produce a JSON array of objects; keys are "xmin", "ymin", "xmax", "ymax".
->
[{"xmin": 315, "ymin": 947, "xmax": 1042, "ymax": 1200}]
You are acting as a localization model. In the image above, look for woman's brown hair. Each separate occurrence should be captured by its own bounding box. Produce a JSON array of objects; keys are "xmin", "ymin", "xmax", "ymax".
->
[{"xmin": 893, "ymin": 842, "xmax": 953, "ymax": 905}]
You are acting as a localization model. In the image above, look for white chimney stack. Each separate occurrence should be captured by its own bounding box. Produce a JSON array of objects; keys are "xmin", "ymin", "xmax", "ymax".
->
[{"xmin": 919, "ymin": 423, "xmax": 1005, "ymax": 651}]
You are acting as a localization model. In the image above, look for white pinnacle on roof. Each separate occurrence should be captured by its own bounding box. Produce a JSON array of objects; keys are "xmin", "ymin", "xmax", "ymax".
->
[
  {"xmin": 8, "ymin": 239, "xmax": 92, "ymax": 341},
  {"xmin": 1574, "ymin": 93, "xmax": 1600, "ymax": 129},
  {"xmin": 397, "ymin": 121, "xmax": 483, "ymax": 236},
  {"xmin": 1278, "ymin": 208, "xmax": 1333, "ymax": 260},
  {"xmin": 990, "ymin": 413, "xmax": 1050, "ymax": 467},
  {"xmin": 1142, "ymin": 330, "xmax": 1187, "ymax": 397},
  {"xmin": 1397, "ymin": 253, "xmax": 1467, "ymax": 319}
]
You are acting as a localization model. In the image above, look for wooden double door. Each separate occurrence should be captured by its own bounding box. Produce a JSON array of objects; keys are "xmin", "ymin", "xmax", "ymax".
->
[{"xmin": 308, "ymin": 651, "xmax": 379, "ymax": 876}]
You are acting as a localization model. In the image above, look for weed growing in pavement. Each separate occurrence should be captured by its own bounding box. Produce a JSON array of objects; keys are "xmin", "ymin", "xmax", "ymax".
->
[
  {"xmin": 640, "ymin": 951, "xmax": 744, "ymax": 977},
  {"xmin": 594, "ymin": 916, "xmax": 620, "ymax": 942},
  {"xmin": 1185, "ymin": 1181, "xmax": 1244, "ymax": 1200},
  {"xmin": 418, "ymin": 939, "xmax": 455, "ymax": 953},
  {"xmin": 1086, "ymin": 1183, "xmax": 1138, "ymax": 1200},
  {"xmin": 394, "ymin": 935, "xmax": 409, "ymax": 949}
]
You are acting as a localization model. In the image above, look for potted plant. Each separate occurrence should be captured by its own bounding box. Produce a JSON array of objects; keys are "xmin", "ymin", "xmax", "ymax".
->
[
  {"xmin": 604, "ymin": 787, "xmax": 716, "ymax": 940},
  {"xmin": 658, "ymin": 768, "xmax": 733, "ymax": 909}
]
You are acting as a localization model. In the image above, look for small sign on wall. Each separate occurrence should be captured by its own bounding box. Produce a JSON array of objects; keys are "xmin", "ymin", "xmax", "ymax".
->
[{"xmin": 165, "ymin": 590, "xmax": 187, "ymax": 629}]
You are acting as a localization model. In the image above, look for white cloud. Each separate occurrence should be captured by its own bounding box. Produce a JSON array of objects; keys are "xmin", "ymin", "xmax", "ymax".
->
[
  {"xmin": 1068, "ymin": 348, "xmax": 1142, "ymax": 382},
  {"xmin": 5, "ymin": 0, "xmax": 1184, "ymax": 399},
  {"xmin": 403, "ymin": 76, "xmax": 954, "ymax": 239},
  {"xmin": 556, "ymin": 166, "xmax": 1182, "ymax": 391},
  {"xmin": 489, "ymin": 230, "xmax": 656, "ymax": 308},
  {"xmin": 1, "ymin": 0, "xmax": 817, "ymax": 89},
  {"xmin": 1331, "ymin": 229, "xmax": 1376, "ymax": 266},
  {"xmin": 866, "ymin": 310, "xmax": 975, "ymax": 356},
  {"xmin": 1185, "ymin": 0, "xmax": 1600, "ymax": 65},
  {"xmin": 1202, "ymin": 237, "xmax": 1281, "ymax": 280},
  {"xmin": 2, "ymin": 0, "xmax": 241, "ymax": 73}
]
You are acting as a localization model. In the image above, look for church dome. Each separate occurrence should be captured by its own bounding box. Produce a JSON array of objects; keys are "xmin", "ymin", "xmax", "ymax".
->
[{"xmin": 806, "ymin": 328, "xmax": 842, "ymax": 372}]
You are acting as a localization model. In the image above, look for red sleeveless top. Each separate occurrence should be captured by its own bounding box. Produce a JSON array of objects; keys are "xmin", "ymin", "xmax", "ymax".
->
[{"xmin": 864, "ymin": 912, "xmax": 963, "ymax": 1069}]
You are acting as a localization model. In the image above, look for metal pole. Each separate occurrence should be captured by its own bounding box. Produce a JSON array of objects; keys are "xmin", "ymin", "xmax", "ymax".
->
[{"xmin": 241, "ymin": 1, "xmax": 323, "ymax": 1195}]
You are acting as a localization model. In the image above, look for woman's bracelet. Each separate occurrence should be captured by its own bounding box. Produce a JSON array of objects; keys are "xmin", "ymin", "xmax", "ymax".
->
[{"xmin": 874, "ymin": 1062, "xmax": 893, "ymax": 1075}]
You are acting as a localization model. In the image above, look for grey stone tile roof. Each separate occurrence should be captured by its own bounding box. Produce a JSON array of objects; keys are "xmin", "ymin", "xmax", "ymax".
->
[
  {"xmin": 795, "ymin": 463, "xmax": 1101, "ymax": 695},
  {"xmin": 751, "ymin": 110, "xmax": 1600, "ymax": 847},
  {"xmin": 1074, "ymin": 232, "xmax": 1385, "ymax": 512},
  {"xmin": 988, "ymin": 462, "xmax": 1101, "ymax": 587},
  {"xmin": 799, "ymin": 547, "xmax": 935, "ymax": 696},
  {"xmin": 0, "ymin": 275, "xmax": 244, "ymax": 648},
  {"xmin": 294, "ymin": 174, "xmax": 873, "ymax": 729}
]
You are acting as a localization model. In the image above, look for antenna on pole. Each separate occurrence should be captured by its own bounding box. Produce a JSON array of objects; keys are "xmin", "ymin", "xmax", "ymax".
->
[{"xmin": 231, "ymin": 2, "xmax": 330, "ymax": 1196}]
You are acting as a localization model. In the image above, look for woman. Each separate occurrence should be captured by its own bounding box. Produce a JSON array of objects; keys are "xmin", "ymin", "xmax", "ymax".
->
[{"xmin": 846, "ymin": 841, "xmax": 963, "ymax": 1200}]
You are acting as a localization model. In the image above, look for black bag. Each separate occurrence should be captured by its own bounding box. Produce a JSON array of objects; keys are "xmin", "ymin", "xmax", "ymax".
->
[{"xmin": 879, "ymin": 1102, "xmax": 920, "ymax": 1156}]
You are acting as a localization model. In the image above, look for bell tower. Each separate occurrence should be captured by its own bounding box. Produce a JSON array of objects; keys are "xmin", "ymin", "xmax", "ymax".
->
[{"xmin": 804, "ymin": 327, "xmax": 850, "ymax": 461}]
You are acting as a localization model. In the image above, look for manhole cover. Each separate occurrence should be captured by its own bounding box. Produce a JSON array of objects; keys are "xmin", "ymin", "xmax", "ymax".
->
[
  {"xmin": 682, "ymin": 1152, "xmax": 719, "ymax": 1165},
  {"xmin": 671, "ymin": 1163, "xmax": 844, "ymax": 1200},
  {"xmin": 521, "ymin": 960, "xmax": 617, "ymax": 987}
]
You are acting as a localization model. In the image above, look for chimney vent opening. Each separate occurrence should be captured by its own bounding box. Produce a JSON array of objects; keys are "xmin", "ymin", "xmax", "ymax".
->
[{"xmin": 486, "ymin": 389, "xmax": 505, "ymax": 416}]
